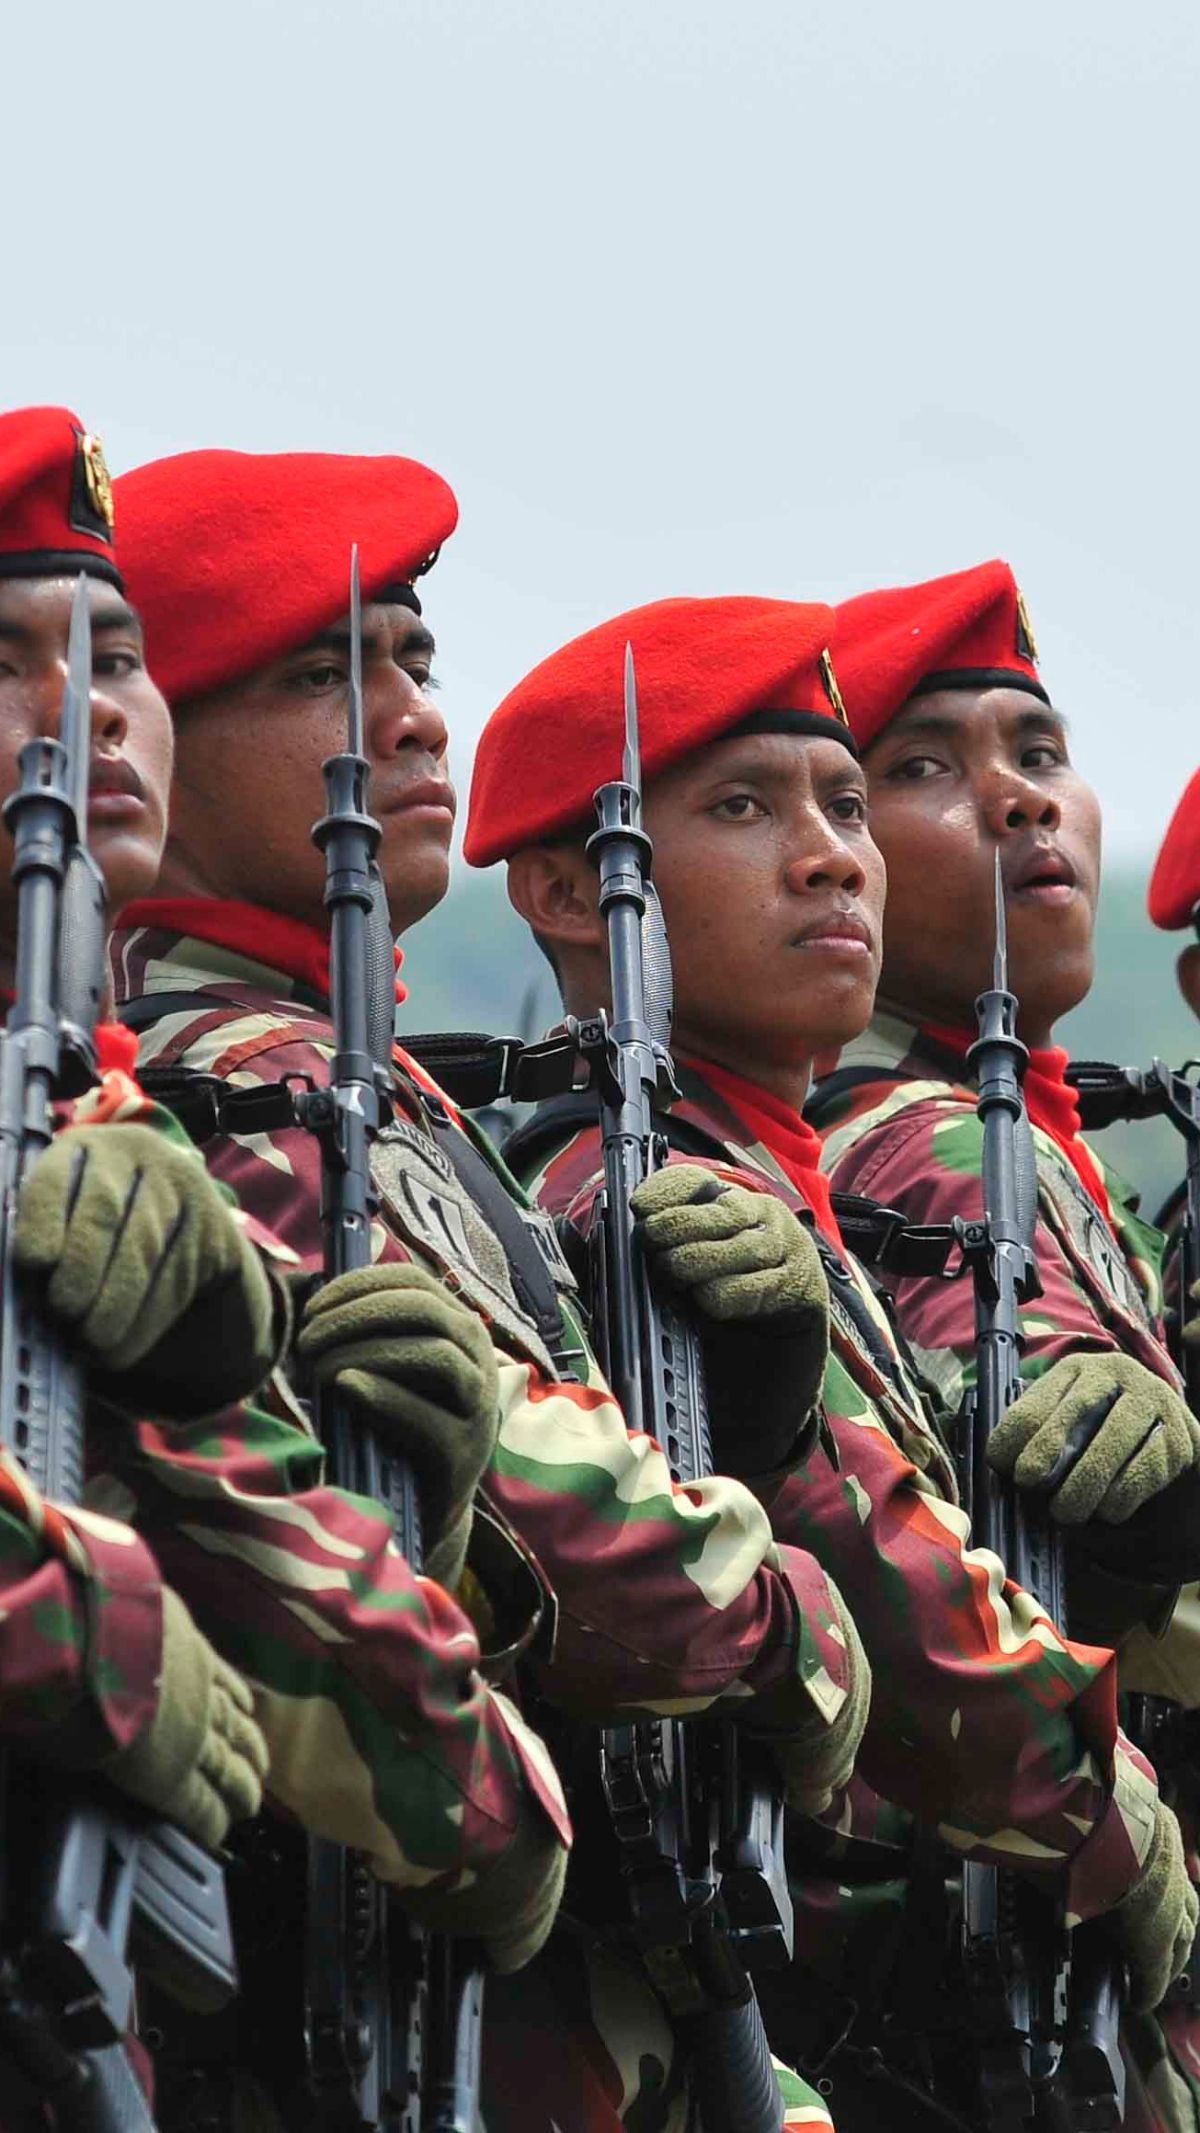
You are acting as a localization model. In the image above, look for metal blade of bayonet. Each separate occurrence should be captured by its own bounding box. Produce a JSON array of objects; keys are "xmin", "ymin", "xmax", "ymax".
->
[
  {"xmin": 993, "ymin": 848, "xmax": 1008, "ymax": 993},
  {"xmin": 348, "ymin": 545, "xmax": 365, "ymax": 757},
  {"xmin": 623, "ymin": 642, "xmax": 641, "ymax": 792},
  {"xmin": 62, "ymin": 572, "xmax": 93, "ymax": 825}
]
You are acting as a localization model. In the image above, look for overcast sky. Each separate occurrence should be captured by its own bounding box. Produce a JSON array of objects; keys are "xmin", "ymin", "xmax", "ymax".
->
[{"xmin": 8, "ymin": 0, "xmax": 1196, "ymax": 864}]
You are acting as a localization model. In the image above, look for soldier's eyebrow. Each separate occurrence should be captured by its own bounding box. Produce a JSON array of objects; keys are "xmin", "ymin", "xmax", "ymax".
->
[
  {"xmin": 306, "ymin": 623, "xmax": 437, "ymax": 661},
  {"xmin": 90, "ymin": 599, "xmax": 141, "ymax": 633},
  {"xmin": 1012, "ymin": 704, "xmax": 1070, "ymax": 736},
  {"xmin": 0, "ymin": 600, "xmax": 140, "ymax": 644},
  {"xmin": 889, "ymin": 704, "xmax": 1069, "ymax": 742}
]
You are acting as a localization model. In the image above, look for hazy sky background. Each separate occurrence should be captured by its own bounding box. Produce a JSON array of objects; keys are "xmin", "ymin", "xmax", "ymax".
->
[{"xmin": 7, "ymin": 0, "xmax": 1197, "ymax": 866}]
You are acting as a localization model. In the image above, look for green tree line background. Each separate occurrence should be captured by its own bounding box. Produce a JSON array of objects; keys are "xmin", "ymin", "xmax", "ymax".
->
[{"xmin": 399, "ymin": 862, "xmax": 1197, "ymax": 1222}]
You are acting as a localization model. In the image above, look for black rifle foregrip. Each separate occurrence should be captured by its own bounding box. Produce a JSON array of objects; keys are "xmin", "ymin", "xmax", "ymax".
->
[{"xmin": 673, "ymin": 1996, "xmax": 784, "ymax": 2133}]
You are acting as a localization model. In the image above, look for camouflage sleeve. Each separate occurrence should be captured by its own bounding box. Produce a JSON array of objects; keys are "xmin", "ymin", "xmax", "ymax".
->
[
  {"xmin": 172, "ymin": 1037, "xmax": 851, "ymax": 1735},
  {"xmin": 488, "ymin": 1350, "xmax": 852, "ymax": 1727},
  {"xmin": 89, "ymin": 1391, "xmax": 570, "ymax": 1892},
  {"xmin": 553, "ymin": 1142, "xmax": 1149, "ymax": 1915},
  {"xmin": 74, "ymin": 1058, "xmax": 570, "ymax": 1888},
  {"xmin": 824, "ymin": 1095, "xmax": 1130, "ymax": 1419},
  {"xmin": 0, "ymin": 1444, "xmax": 162, "ymax": 1765},
  {"xmin": 762, "ymin": 1423, "xmax": 1151, "ymax": 1920}
]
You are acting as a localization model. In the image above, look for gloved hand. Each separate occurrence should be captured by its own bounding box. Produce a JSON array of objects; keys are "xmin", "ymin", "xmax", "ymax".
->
[
  {"xmin": 632, "ymin": 1164, "xmax": 830, "ymax": 1478},
  {"xmin": 103, "ymin": 1587, "xmax": 268, "ymax": 1851},
  {"xmin": 741, "ymin": 1579, "xmax": 871, "ymax": 1818},
  {"xmin": 14, "ymin": 1123, "xmax": 281, "ymax": 1419},
  {"xmin": 1112, "ymin": 1797, "xmax": 1198, "ymax": 2011},
  {"xmin": 296, "ymin": 1263, "xmax": 500, "ymax": 1590},
  {"xmin": 987, "ymin": 1352, "xmax": 1200, "ymax": 1524},
  {"xmin": 401, "ymin": 1719, "xmax": 568, "ymax": 1972}
]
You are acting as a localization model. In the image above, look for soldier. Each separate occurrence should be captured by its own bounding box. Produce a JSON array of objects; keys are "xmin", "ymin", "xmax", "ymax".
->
[
  {"xmin": 464, "ymin": 591, "xmax": 1196, "ymax": 2129},
  {"xmin": 112, "ymin": 445, "xmax": 868, "ymax": 2131},
  {"xmin": 805, "ymin": 560, "xmax": 1200, "ymax": 2126},
  {"xmin": 0, "ymin": 406, "xmax": 273, "ymax": 2121},
  {"xmin": 0, "ymin": 406, "xmax": 577, "ymax": 2128}
]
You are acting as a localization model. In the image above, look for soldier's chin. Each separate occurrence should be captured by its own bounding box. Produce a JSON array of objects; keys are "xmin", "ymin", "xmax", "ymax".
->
[
  {"xmin": 94, "ymin": 829, "xmax": 166, "ymax": 919},
  {"xmin": 386, "ymin": 845, "xmax": 453, "ymax": 935},
  {"xmin": 792, "ymin": 968, "xmax": 879, "ymax": 1056}
]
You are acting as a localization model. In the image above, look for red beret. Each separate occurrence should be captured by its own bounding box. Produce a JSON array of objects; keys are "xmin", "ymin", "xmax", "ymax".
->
[
  {"xmin": 0, "ymin": 406, "xmax": 120, "ymax": 586},
  {"xmin": 113, "ymin": 448, "xmax": 458, "ymax": 706},
  {"xmin": 465, "ymin": 595, "xmax": 849, "ymax": 867},
  {"xmin": 833, "ymin": 558, "xmax": 1047, "ymax": 751},
  {"xmin": 1148, "ymin": 769, "xmax": 1200, "ymax": 931}
]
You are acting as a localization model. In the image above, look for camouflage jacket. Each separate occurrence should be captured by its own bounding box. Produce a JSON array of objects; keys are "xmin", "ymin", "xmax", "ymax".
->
[
  {"xmin": 518, "ymin": 1057, "xmax": 1158, "ymax": 1938},
  {"xmin": 0, "ymin": 1059, "xmax": 198, "ymax": 1775},
  {"xmin": 109, "ymin": 912, "xmax": 855, "ymax": 2133},
  {"xmin": 26, "ymin": 1058, "xmax": 572, "ymax": 1896},
  {"xmin": 109, "ymin": 914, "xmax": 853, "ymax": 1739},
  {"xmin": 812, "ymin": 1009, "xmax": 1200, "ymax": 1705}
]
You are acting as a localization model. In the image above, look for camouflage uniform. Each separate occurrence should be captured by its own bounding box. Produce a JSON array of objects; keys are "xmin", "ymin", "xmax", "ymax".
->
[
  {"xmin": 515, "ymin": 1053, "xmax": 1166, "ymax": 2127},
  {"xmin": 0, "ymin": 1034, "xmax": 578, "ymax": 2126},
  {"xmin": 812, "ymin": 1009, "xmax": 1200, "ymax": 2131},
  {"xmin": 110, "ymin": 911, "xmax": 852, "ymax": 2132}
]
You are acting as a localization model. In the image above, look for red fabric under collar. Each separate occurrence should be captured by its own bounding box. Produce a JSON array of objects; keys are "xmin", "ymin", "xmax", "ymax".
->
[
  {"xmin": 684, "ymin": 1055, "xmax": 844, "ymax": 1248},
  {"xmin": 925, "ymin": 1023, "xmax": 1113, "ymax": 1227},
  {"xmin": 121, "ymin": 897, "xmax": 407, "ymax": 1006}
]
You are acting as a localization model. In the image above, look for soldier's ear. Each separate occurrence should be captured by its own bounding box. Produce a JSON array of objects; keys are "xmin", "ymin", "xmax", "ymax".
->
[
  {"xmin": 506, "ymin": 843, "xmax": 604, "ymax": 953},
  {"xmin": 1177, "ymin": 942, "xmax": 1200, "ymax": 1022}
]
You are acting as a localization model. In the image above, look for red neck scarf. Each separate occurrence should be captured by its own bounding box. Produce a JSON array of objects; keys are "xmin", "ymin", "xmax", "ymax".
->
[
  {"xmin": 120, "ymin": 897, "xmax": 407, "ymax": 1006},
  {"xmin": 685, "ymin": 1055, "xmax": 844, "ymax": 1248},
  {"xmin": 925, "ymin": 1022, "xmax": 1113, "ymax": 1226}
]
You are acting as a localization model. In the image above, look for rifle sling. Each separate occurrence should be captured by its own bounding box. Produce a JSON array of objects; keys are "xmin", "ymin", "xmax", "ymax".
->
[
  {"xmin": 120, "ymin": 999, "xmax": 575, "ymax": 1381},
  {"xmin": 505, "ymin": 1089, "xmax": 959, "ymax": 1281}
]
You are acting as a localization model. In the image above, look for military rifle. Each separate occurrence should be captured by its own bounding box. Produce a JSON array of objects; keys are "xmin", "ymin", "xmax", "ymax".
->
[
  {"xmin": 573, "ymin": 644, "xmax": 790, "ymax": 2133},
  {"xmin": 0, "ymin": 576, "xmax": 238, "ymax": 2132},
  {"xmin": 957, "ymin": 855, "xmax": 1123, "ymax": 2133},
  {"xmin": 295, "ymin": 550, "xmax": 484, "ymax": 2133}
]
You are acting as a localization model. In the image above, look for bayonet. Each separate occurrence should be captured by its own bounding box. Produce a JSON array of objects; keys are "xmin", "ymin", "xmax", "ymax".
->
[
  {"xmin": 61, "ymin": 573, "xmax": 92, "ymax": 830},
  {"xmin": 992, "ymin": 850, "xmax": 1007, "ymax": 996},
  {"xmin": 348, "ymin": 545, "xmax": 365, "ymax": 760},
  {"xmin": 623, "ymin": 640, "xmax": 640, "ymax": 792}
]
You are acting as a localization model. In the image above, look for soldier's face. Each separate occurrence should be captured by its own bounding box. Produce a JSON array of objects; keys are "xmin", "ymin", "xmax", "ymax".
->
[
  {"xmin": 0, "ymin": 575, "xmax": 172, "ymax": 937},
  {"xmin": 643, "ymin": 731, "xmax": 886, "ymax": 1072},
  {"xmin": 165, "ymin": 601, "xmax": 454, "ymax": 931},
  {"xmin": 863, "ymin": 686, "xmax": 1102, "ymax": 1045}
]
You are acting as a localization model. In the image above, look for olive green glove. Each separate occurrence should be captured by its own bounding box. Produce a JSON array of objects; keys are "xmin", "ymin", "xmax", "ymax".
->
[
  {"xmin": 103, "ymin": 1587, "xmax": 268, "ymax": 1851},
  {"xmin": 296, "ymin": 1263, "xmax": 501, "ymax": 1590},
  {"xmin": 742, "ymin": 1580, "xmax": 871, "ymax": 1817},
  {"xmin": 13, "ymin": 1124, "xmax": 281, "ymax": 1419},
  {"xmin": 987, "ymin": 1352, "xmax": 1200, "ymax": 1524},
  {"xmin": 632, "ymin": 1164, "xmax": 830, "ymax": 1478},
  {"xmin": 401, "ymin": 1737, "xmax": 568, "ymax": 1972},
  {"xmin": 1112, "ymin": 1797, "xmax": 1198, "ymax": 2012}
]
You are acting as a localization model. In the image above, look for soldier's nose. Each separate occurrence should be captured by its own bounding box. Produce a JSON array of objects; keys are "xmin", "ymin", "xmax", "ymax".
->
[{"xmin": 369, "ymin": 673, "xmax": 448, "ymax": 762}]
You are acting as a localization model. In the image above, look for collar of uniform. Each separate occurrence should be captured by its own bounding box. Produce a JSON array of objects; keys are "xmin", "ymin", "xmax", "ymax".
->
[
  {"xmin": 117, "ymin": 898, "xmax": 333, "ymax": 1007},
  {"xmin": 821, "ymin": 1007, "xmax": 964, "ymax": 1089},
  {"xmin": 670, "ymin": 1056, "xmax": 843, "ymax": 1241},
  {"xmin": 116, "ymin": 898, "xmax": 408, "ymax": 1012}
]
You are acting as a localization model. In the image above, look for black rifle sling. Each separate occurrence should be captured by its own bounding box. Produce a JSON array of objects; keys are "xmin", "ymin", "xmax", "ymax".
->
[
  {"xmin": 506, "ymin": 1091, "xmax": 958, "ymax": 1286},
  {"xmin": 122, "ymin": 1000, "xmax": 573, "ymax": 1378},
  {"xmin": 505, "ymin": 1090, "xmax": 937, "ymax": 1403}
]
